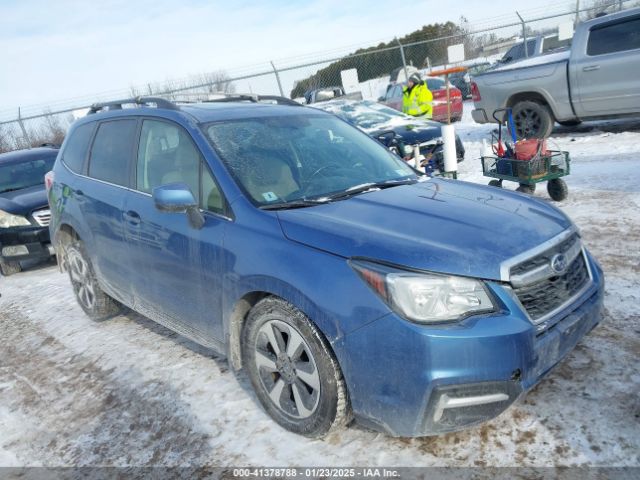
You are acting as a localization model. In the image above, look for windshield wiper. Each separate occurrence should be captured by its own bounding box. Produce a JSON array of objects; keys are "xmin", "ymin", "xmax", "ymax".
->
[
  {"xmin": 322, "ymin": 178, "xmax": 417, "ymax": 202},
  {"xmin": 259, "ymin": 198, "xmax": 329, "ymax": 211}
]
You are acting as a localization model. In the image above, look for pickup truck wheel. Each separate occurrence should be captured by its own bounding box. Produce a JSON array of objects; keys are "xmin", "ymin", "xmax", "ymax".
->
[
  {"xmin": 0, "ymin": 260, "xmax": 22, "ymax": 276},
  {"xmin": 65, "ymin": 241, "xmax": 122, "ymax": 321},
  {"xmin": 488, "ymin": 180, "xmax": 502, "ymax": 188},
  {"xmin": 242, "ymin": 297, "xmax": 351, "ymax": 438},
  {"xmin": 547, "ymin": 179, "xmax": 568, "ymax": 201},
  {"xmin": 512, "ymin": 101, "xmax": 554, "ymax": 138}
]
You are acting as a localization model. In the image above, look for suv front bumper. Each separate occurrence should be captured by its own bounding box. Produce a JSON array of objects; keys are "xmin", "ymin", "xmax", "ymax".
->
[
  {"xmin": 0, "ymin": 225, "xmax": 54, "ymax": 263},
  {"xmin": 335, "ymin": 252, "xmax": 604, "ymax": 437}
]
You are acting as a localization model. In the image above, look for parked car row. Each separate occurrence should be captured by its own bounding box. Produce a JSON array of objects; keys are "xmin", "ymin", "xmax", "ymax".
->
[
  {"xmin": 44, "ymin": 94, "xmax": 603, "ymax": 439},
  {"xmin": 0, "ymin": 145, "xmax": 58, "ymax": 275},
  {"xmin": 312, "ymin": 99, "xmax": 465, "ymax": 169},
  {"xmin": 379, "ymin": 75, "xmax": 464, "ymax": 123}
]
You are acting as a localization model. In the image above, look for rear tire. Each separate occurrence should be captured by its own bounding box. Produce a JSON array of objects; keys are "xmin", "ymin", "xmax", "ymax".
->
[
  {"xmin": 488, "ymin": 180, "xmax": 502, "ymax": 188},
  {"xmin": 512, "ymin": 101, "xmax": 554, "ymax": 138},
  {"xmin": 65, "ymin": 241, "xmax": 122, "ymax": 321},
  {"xmin": 242, "ymin": 297, "xmax": 351, "ymax": 438},
  {"xmin": 0, "ymin": 260, "xmax": 22, "ymax": 276},
  {"xmin": 547, "ymin": 179, "xmax": 568, "ymax": 201}
]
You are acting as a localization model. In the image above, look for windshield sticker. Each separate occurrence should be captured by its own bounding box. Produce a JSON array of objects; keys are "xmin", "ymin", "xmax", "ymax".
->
[{"xmin": 262, "ymin": 192, "xmax": 278, "ymax": 202}]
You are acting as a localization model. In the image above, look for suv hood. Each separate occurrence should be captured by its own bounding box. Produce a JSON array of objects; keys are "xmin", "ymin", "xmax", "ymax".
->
[
  {"xmin": 0, "ymin": 184, "xmax": 48, "ymax": 215},
  {"xmin": 277, "ymin": 179, "xmax": 571, "ymax": 281}
]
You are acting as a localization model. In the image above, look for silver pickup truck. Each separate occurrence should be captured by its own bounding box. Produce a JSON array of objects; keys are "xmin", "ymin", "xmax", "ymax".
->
[{"xmin": 471, "ymin": 8, "xmax": 640, "ymax": 137}]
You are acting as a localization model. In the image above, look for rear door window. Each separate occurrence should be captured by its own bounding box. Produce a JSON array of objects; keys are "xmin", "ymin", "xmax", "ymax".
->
[
  {"xmin": 587, "ymin": 17, "xmax": 640, "ymax": 56},
  {"xmin": 88, "ymin": 119, "xmax": 137, "ymax": 186},
  {"xmin": 61, "ymin": 122, "xmax": 94, "ymax": 173}
]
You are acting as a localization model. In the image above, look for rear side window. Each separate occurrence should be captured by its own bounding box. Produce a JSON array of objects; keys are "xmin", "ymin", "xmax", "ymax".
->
[
  {"xmin": 88, "ymin": 119, "xmax": 137, "ymax": 186},
  {"xmin": 61, "ymin": 122, "xmax": 94, "ymax": 173},
  {"xmin": 587, "ymin": 17, "xmax": 640, "ymax": 56}
]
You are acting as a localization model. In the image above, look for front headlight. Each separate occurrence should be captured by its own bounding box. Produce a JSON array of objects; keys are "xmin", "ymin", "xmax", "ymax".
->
[
  {"xmin": 351, "ymin": 260, "xmax": 496, "ymax": 324},
  {"xmin": 0, "ymin": 210, "xmax": 31, "ymax": 228}
]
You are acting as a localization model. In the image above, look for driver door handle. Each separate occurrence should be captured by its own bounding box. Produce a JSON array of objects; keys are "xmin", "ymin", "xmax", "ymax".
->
[
  {"xmin": 123, "ymin": 210, "xmax": 141, "ymax": 225},
  {"xmin": 583, "ymin": 65, "xmax": 600, "ymax": 72}
]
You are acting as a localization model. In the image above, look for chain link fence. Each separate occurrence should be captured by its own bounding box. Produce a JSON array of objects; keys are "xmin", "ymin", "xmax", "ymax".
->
[{"xmin": 1, "ymin": 0, "xmax": 637, "ymax": 152}]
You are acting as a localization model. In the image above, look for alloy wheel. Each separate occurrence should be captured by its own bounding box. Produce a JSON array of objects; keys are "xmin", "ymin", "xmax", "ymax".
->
[
  {"xmin": 515, "ymin": 108, "xmax": 542, "ymax": 138},
  {"xmin": 254, "ymin": 319, "xmax": 321, "ymax": 419},
  {"xmin": 68, "ymin": 249, "xmax": 96, "ymax": 310}
]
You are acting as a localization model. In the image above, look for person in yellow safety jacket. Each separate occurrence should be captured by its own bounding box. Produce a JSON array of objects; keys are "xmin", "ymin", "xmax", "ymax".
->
[{"xmin": 402, "ymin": 73, "xmax": 433, "ymax": 119}]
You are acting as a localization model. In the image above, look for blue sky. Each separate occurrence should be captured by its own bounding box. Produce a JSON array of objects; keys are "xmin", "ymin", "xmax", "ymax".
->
[{"xmin": 0, "ymin": 0, "xmax": 577, "ymax": 115}]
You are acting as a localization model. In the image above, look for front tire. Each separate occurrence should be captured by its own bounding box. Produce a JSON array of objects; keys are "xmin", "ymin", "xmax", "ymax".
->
[
  {"xmin": 0, "ymin": 259, "xmax": 22, "ymax": 276},
  {"xmin": 512, "ymin": 101, "xmax": 554, "ymax": 138},
  {"xmin": 242, "ymin": 297, "xmax": 351, "ymax": 438},
  {"xmin": 65, "ymin": 241, "xmax": 122, "ymax": 321}
]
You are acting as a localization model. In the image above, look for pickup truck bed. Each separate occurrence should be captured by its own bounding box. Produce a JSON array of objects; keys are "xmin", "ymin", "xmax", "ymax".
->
[{"xmin": 471, "ymin": 7, "xmax": 640, "ymax": 137}]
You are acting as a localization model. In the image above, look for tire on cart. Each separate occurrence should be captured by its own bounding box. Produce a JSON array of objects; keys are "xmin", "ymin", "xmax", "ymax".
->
[
  {"xmin": 516, "ymin": 183, "xmax": 536, "ymax": 194},
  {"xmin": 488, "ymin": 179, "xmax": 502, "ymax": 188},
  {"xmin": 547, "ymin": 178, "xmax": 568, "ymax": 201}
]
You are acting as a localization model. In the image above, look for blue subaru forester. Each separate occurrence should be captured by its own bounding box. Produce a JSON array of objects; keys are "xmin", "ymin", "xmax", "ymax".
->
[{"xmin": 48, "ymin": 96, "xmax": 604, "ymax": 438}]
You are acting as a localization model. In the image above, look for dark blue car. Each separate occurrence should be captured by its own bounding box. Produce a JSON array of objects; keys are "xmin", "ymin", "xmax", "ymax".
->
[
  {"xmin": 48, "ymin": 96, "xmax": 604, "ymax": 438},
  {"xmin": 0, "ymin": 145, "xmax": 58, "ymax": 275}
]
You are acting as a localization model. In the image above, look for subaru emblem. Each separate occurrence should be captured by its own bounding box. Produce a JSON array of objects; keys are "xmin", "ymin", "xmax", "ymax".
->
[{"xmin": 550, "ymin": 253, "xmax": 568, "ymax": 274}]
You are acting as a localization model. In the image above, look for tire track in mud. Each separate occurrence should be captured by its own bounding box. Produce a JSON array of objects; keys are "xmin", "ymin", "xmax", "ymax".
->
[{"xmin": 0, "ymin": 303, "xmax": 214, "ymax": 466}]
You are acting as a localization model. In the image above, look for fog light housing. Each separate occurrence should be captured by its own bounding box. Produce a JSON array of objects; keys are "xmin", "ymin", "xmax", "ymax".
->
[{"xmin": 2, "ymin": 245, "xmax": 29, "ymax": 257}]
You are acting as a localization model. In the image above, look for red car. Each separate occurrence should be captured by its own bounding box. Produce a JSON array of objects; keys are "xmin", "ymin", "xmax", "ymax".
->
[{"xmin": 380, "ymin": 76, "xmax": 463, "ymax": 123}]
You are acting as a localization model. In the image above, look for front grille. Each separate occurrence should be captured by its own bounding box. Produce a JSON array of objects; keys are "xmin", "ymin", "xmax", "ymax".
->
[
  {"xmin": 514, "ymin": 253, "xmax": 590, "ymax": 322},
  {"xmin": 32, "ymin": 208, "xmax": 51, "ymax": 227},
  {"xmin": 511, "ymin": 233, "xmax": 579, "ymax": 276}
]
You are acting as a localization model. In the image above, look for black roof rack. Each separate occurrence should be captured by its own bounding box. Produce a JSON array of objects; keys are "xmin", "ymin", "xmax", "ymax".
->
[
  {"xmin": 88, "ymin": 96, "xmax": 179, "ymax": 114},
  {"xmin": 203, "ymin": 94, "xmax": 301, "ymax": 107}
]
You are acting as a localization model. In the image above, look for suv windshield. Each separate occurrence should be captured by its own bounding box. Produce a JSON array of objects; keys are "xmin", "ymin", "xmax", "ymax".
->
[
  {"xmin": 0, "ymin": 157, "xmax": 56, "ymax": 194},
  {"xmin": 204, "ymin": 114, "xmax": 416, "ymax": 207}
]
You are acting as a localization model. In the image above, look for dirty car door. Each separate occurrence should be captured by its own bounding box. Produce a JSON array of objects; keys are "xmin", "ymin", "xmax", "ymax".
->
[{"xmin": 123, "ymin": 119, "xmax": 227, "ymax": 341}]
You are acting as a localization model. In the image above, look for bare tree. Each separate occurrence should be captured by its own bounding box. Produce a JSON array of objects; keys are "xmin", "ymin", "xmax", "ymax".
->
[{"xmin": 0, "ymin": 125, "xmax": 13, "ymax": 153}]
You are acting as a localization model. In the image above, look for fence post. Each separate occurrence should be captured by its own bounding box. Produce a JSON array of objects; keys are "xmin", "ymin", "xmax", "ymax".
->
[
  {"xmin": 17, "ymin": 108, "xmax": 32, "ymax": 148},
  {"xmin": 516, "ymin": 11, "xmax": 528, "ymax": 58},
  {"xmin": 270, "ymin": 61, "xmax": 285, "ymax": 97},
  {"xmin": 396, "ymin": 38, "xmax": 408, "ymax": 81},
  {"xmin": 575, "ymin": 0, "xmax": 580, "ymax": 26}
]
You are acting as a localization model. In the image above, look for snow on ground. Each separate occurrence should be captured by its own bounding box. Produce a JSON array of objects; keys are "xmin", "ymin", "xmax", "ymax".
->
[{"xmin": 0, "ymin": 102, "xmax": 639, "ymax": 468}]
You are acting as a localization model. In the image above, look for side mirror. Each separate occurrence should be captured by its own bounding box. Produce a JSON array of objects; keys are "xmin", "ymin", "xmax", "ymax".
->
[
  {"xmin": 153, "ymin": 183, "xmax": 204, "ymax": 229},
  {"xmin": 376, "ymin": 130, "xmax": 396, "ymax": 146},
  {"xmin": 378, "ymin": 96, "xmax": 385, "ymax": 102}
]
